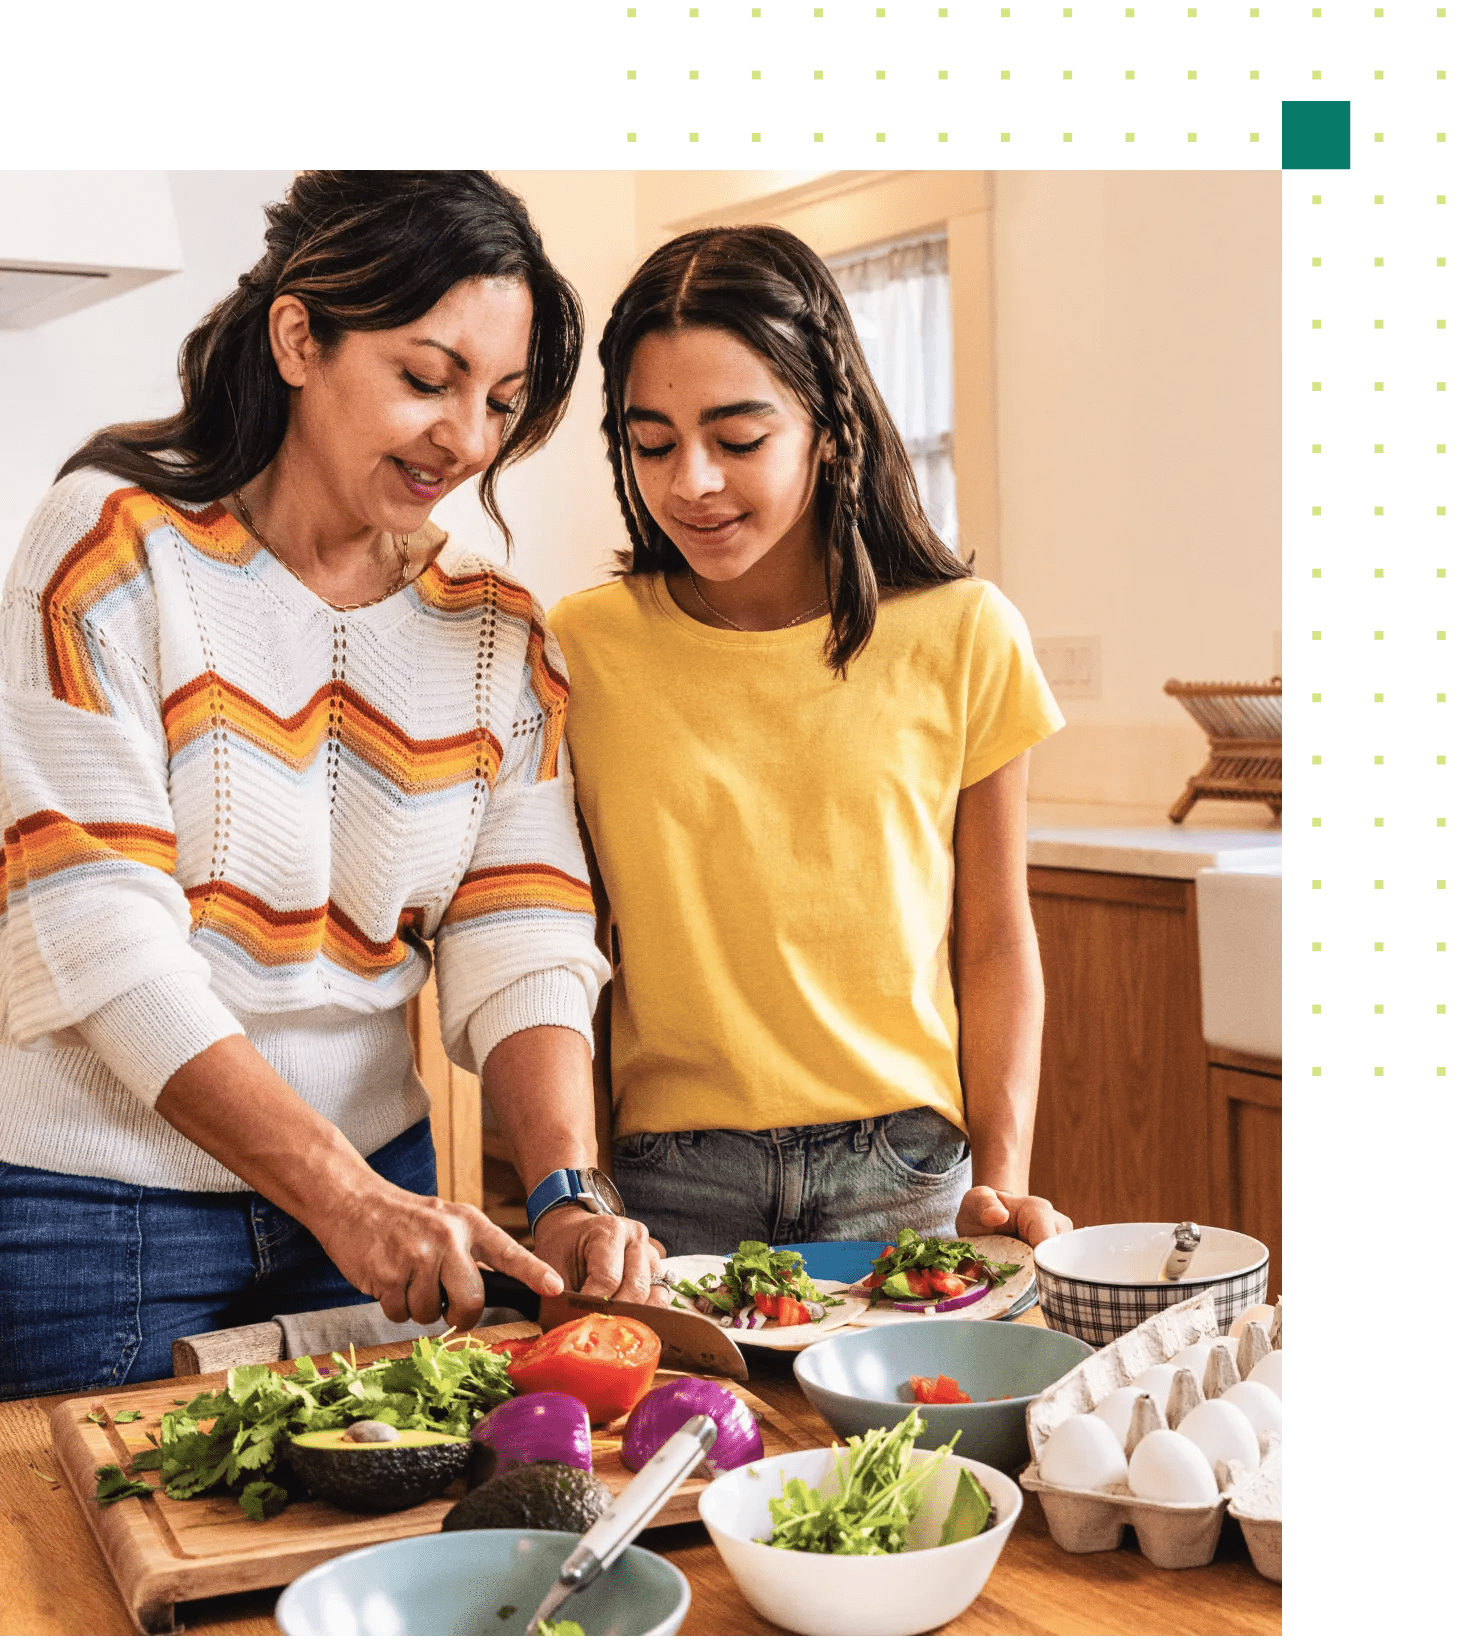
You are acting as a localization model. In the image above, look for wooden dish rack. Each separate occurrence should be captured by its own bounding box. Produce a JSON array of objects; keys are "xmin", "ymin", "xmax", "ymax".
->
[{"xmin": 1163, "ymin": 677, "xmax": 1282, "ymax": 823}]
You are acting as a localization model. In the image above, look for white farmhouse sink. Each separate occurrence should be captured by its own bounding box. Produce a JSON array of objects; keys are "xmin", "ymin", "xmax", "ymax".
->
[{"xmin": 1194, "ymin": 862, "xmax": 1282, "ymax": 1060}]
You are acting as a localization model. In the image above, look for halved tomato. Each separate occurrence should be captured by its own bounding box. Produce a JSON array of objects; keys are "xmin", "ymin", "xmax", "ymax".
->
[{"xmin": 505, "ymin": 1314, "xmax": 661, "ymax": 1424}]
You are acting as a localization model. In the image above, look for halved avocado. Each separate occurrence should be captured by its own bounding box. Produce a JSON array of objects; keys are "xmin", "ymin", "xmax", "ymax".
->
[{"xmin": 288, "ymin": 1427, "xmax": 469, "ymax": 1513}]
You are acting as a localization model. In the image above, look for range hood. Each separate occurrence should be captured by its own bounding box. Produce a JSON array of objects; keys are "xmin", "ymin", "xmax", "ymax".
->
[{"xmin": 0, "ymin": 173, "xmax": 183, "ymax": 329}]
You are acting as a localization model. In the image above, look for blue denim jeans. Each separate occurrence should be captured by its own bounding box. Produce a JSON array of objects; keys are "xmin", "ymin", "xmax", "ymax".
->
[
  {"xmin": 611, "ymin": 1106, "xmax": 972, "ymax": 1258},
  {"xmin": 0, "ymin": 1118, "xmax": 436, "ymax": 1399}
]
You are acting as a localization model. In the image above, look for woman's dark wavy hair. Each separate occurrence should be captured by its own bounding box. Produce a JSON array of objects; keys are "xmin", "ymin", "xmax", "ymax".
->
[
  {"xmin": 598, "ymin": 224, "xmax": 970, "ymax": 673},
  {"xmin": 59, "ymin": 170, "xmax": 583, "ymax": 547}
]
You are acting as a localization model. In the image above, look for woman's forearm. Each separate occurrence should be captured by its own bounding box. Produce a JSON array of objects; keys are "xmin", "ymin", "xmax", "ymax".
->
[
  {"xmin": 155, "ymin": 1034, "xmax": 378, "ymax": 1217},
  {"xmin": 478, "ymin": 1023, "xmax": 600, "ymax": 1194}
]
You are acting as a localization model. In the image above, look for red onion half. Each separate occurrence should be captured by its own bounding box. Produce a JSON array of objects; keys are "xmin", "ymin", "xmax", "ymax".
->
[
  {"xmin": 619, "ymin": 1378, "xmax": 764, "ymax": 1474},
  {"xmin": 468, "ymin": 1391, "xmax": 593, "ymax": 1490}
]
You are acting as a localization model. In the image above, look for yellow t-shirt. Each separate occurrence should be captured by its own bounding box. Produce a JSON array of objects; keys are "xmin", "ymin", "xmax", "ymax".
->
[{"xmin": 548, "ymin": 572, "xmax": 1063, "ymax": 1140}]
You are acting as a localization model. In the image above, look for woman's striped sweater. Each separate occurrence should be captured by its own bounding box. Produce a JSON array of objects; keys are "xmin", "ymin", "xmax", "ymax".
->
[{"xmin": 0, "ymin": 469, "xmax": 608, "ymax": 1192}]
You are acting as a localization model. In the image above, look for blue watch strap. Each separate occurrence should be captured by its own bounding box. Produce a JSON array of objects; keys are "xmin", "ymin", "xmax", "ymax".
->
[{"xmin": 526, "ymin": 1168, "xmax": 584, "ymax": 1232}]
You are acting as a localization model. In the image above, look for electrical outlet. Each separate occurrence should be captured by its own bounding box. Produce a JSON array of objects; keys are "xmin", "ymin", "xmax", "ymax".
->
[{"xmin": 1034, "ymin": 636, "xmax": 1101, "ymax": 700}]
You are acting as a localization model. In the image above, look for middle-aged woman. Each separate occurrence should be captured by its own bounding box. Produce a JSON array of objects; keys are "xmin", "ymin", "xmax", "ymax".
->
[{"xmin": 0, "ymin": 171, "xmax": 658, "ymax": 1400}]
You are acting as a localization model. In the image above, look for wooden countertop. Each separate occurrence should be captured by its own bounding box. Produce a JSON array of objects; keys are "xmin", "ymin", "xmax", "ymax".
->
[{"xmin": 0, "ymin": 1318, "xmax": 1281, "ymax": 1637}]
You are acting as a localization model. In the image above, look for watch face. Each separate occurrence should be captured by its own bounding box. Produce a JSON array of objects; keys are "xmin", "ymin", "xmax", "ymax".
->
[{"xmin": 583, "ymin": 1167, "xmax": 625, "ymax": 1216}]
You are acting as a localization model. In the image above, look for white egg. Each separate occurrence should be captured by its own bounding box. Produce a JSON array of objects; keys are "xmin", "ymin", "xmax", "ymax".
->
[
  {"xmin": 1092, "ymin": 1385, "xmax": 1145, "ymax": 1448},
  {"xmin": 1132, "ymin": 1363, "xmax": 1179, "ymax": 1404},
  {"xmin": 1228, "ymin": 1303, "xmax": 1276, "ymax": 1340},
  {"xmin": 1039, "ymin": 1413, "xmax": 1129, "ymax": 1491},
  {"xmin": 1222, "ymin": 1379, "xmax": 1284, "ymax": 1438},
  {"xmin": 1247, "ymin": 1349, "xmax": 1282, "ymax": 1399},
  {"xmin": 1128, "ymin": 1429, "xmax": 1219, "ymax": 1504},
  {"xmin": 1177, "ymin": 1398, "xmax": 1261, "ymax": 1473},
  {"xmin": 1169, "ymin": 1338, "xmax": 1221, "ymax": 1375}
]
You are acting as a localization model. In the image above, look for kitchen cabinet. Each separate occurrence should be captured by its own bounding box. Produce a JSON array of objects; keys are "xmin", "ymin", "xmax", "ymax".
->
[
  {"xmin": 1027, "ymin": 866, "xmax": 1212, "ymax": 1228},
  {"xmin": 1026, "ymin": 865, "xmax": 1282, "ymax": 1296},
  {"xmin": 1208, "ymin": 1050, "xmax": 1283, "ymax": 1299}
]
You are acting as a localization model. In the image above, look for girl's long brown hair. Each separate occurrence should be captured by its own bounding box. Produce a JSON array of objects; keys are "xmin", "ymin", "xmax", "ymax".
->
[
  {"xmin": 598, "ymin": 225, "xmax": 970, "ymax": 672},
  {"xmin": 59, "ymin": 171, "xmax": 583, "ymax": 548}
]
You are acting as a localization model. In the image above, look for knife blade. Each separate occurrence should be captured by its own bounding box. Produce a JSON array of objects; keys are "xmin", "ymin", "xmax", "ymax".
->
[{"xmin": 538, "ymin": 1290, "xmax": 749, "ymax": 1380}]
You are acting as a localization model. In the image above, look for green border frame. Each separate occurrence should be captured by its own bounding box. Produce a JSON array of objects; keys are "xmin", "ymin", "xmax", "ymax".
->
[{"xmin": 2, "ymin": 6, "xmax": 1443, "ymax": 1634}]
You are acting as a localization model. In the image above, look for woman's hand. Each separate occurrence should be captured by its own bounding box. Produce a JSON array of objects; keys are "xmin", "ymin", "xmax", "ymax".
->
[
  {"xmin": 530, "ymin": 1205, "xmax": 668, "ymax": 1305},
  {"xmin": 956, "ymin": 1184, "xmax": 1072, "ymax": 1248},
  {"xmin": 317, "ymin": 1175, "xmax": 564, "ymax": 1329}
]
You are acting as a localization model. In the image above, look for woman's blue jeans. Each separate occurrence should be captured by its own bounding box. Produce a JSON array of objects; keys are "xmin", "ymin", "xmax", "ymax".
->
[
  {"xmin": 0, "ymin": 1118, "xmax": 436, "ymax": 1399},
  {"xmin": 611, "ymin": 1106, "xmax": 972, "ymax": 1258}
]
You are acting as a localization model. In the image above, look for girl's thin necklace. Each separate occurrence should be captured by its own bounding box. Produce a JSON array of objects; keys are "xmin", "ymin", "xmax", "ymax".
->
[
  {"xmin": 231, "ymin": 489, "xmax": 413, "ymax": 613},
  {"xmin": 687, "ymin": 568, "xmax": 829, "ymax": 631}
]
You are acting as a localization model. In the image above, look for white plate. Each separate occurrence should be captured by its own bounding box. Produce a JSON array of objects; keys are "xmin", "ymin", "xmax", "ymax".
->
[
  {"xmin": 658, "ymin": 1255, "xmax": 869, "ymax": 1352},
  {"xmin": 841, "ymin": 1236, "xmax": 1038, "ymax": 1327}
]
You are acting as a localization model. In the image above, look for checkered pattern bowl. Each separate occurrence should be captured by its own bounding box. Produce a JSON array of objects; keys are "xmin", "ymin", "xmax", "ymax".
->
[{"xmin": 1034, "ymin": 1223, "xmax": 1268, "ymax": 1347}]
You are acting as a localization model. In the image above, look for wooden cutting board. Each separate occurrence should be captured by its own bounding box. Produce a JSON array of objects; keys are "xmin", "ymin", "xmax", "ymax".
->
[{"xmin": 49, "ymin": 1329, "xmax": 824, "ymax": 1636}]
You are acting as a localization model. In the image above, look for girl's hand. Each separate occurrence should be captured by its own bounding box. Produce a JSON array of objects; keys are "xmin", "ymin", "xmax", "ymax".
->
[
  {"xmin": 956, "ymin": 1184, "xmax": 1072, "ymax": 1248},
  {"xmin": 319, "ymin": 1176, "xmax": 564, "ymax": 1329}
]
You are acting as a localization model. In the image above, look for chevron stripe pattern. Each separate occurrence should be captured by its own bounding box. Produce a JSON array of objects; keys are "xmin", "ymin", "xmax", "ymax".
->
[{"xmin": 0, "ymin": 471, "xmax": 604, "ymax": 1190}]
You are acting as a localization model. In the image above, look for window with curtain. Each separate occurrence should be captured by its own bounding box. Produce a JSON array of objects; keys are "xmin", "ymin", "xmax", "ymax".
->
[{"xmin": 828, "ymin": 233, "xmax": 958, "ymax": 553}]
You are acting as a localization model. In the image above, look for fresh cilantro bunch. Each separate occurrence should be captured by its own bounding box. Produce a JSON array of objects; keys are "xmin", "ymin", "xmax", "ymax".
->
[
  {"xmin": 101, "ymin": 1333, "xmax": 513, "ymax": 1521},
  {"xmin": 671, "ymin": 1240, "xmax": 840, "ymax": 1316},
  {"xmin": 764, "ymin": 1409, "xmax": 959, "ymax": 1556},
  {"xmin": 869, "ymin": 1230, "xmax": 1023, "ymax": 1288}
]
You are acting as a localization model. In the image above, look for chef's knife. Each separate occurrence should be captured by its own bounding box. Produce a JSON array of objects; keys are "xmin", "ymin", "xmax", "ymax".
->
[
  {"xmin": 466, "ymin": 1270, "xmax": 749, "ymax": 1380},
  {"xmin": 538, "ymin": 1289, "xmax": 749, "ymax": 1380}
]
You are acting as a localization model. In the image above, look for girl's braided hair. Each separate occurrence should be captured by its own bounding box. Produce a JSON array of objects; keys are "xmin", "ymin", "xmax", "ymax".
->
[
  {"xmin": 59, "ymin": 171, "xmax": 583, "ymax": 550},
  {"xmin": 598, "ymin": 224, "xmax": 970, "ymax": 673}
]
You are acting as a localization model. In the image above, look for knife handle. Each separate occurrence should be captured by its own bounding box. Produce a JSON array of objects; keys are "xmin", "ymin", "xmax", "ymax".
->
[{"xmin": 437, "ymin": 1269, "xmax": 541, "ymax": 1323}]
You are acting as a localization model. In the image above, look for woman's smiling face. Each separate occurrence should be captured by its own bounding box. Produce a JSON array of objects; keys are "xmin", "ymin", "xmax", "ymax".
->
[
  {"xmin": 277, "ymin": 275, "xmax": 533, "ymax": 535},
  {"xmin": 624, "ymin": 326, "xmax": 833, "ymax": 583}
]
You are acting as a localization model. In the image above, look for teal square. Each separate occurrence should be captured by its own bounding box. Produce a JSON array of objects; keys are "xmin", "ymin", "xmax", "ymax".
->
[{"xmin": 1283, "ymin": 101, "xmax": 1351, "ymax": 168}]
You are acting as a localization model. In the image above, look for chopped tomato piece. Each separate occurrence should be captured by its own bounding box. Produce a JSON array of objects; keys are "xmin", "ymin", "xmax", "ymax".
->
[
  {"xmin": 926, "ymin": 1270, "xmax": 966, "ymax": 1298},
  {"xmin": 910, "ymin": 1372, "xmax": 973, "ymax": 1405},
  {"xmin": 880, "ymin": 1246, "xmax": 897, "ymax": 1260},
  {"xmin": 866, "ymin": 1270, "xmax": 886, "ymax": 1289},
  {"xmin": 754, "ymin": 1293, "xmax": 780, "ymax": 1318},
  {"xmin": 902, "ymin": 1269, "xmax": 933, "ymax": 1299},
  {"xmin": 506, "ymin": 1314, "xmax": 660, "ymax": 1424},
  {"xmin": 777, "ymin": 1294, "xmax": 811, "ymax": 1328}
]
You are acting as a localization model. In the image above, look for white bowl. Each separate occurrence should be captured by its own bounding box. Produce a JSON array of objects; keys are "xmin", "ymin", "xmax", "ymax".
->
[
  {"xmin": 696, "ymin": 1445, "xmax": 1022, "ymax": 1636},
  {"xmin": 1034, "ymin": 1223, "xmax": 1269, "ymax": 1347}
]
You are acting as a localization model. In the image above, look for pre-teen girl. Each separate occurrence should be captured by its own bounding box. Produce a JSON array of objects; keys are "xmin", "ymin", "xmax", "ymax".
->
[{"xmin": 549, "ymin": 226, "xmax": 1073, "ymax": 1256}]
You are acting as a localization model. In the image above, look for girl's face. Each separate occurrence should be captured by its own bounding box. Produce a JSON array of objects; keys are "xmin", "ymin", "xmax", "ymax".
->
[
  {"xmin": 276, "ymin": 276, "xmax": 533, "ymax": 534},
  {"xmin": 623, "ymin": 326, "xmax": 833, "ymax": 582}
]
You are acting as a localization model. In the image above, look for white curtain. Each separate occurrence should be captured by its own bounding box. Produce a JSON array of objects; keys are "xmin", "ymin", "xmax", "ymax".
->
[{"xmin": 830, "ymin": 235, "xmax": 958, "ymax": 552}]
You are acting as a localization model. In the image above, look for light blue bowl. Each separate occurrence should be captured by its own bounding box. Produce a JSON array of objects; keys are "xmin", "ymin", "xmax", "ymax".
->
[
  {"xmin": 276, "ymin": 1528, "xmax": 691, "ymax": 1636},
  {"xmin": 795, "ymin": 1319, "xmax": 1093, "ymax": 1474}
]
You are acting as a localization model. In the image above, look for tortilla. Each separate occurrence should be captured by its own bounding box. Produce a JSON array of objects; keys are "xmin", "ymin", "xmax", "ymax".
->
[
  {"xmin": 842, "ymin": 1235, "xmax": 1038, "ymax": 1327},
  {"xmin": 657, "ymin": 1254, "xmax": 869, "ymax": 1352}
]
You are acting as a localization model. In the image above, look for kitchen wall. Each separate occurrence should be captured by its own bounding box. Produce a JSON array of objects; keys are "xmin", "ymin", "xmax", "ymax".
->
[
  {"xmin": 990, "ymin": 172, "xmax": 1280, "ymax": 811},
  {"xmin": 2, "ymin": 170, "xmax": 1278, "ymax": 813},
  {"xmin": 0, "ymin": 172, "xmax": 294, "ymax": 583}
]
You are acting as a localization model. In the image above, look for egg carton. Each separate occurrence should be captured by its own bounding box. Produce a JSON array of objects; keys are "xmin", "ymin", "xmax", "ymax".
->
[{"xmin": 1018, "ymin": 1290, "xmax": 1283, "ymax": 1576}]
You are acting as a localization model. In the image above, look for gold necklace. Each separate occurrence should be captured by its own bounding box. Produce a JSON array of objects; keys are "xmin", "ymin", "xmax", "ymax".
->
[
  {"xmin": 688, "ymin": 569, "xmax": 829, "ymax": 632},
  {"xmin": 231, "ymin": 489, "xmax": 413, "ymax": 612}
]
